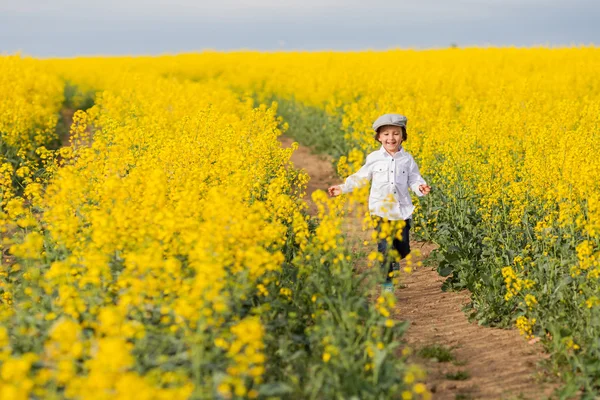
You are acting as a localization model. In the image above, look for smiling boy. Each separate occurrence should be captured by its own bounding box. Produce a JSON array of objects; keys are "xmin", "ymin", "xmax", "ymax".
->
[{"xmin": 328, "ymin": 113, "xmax": 431, "ymax": 292}]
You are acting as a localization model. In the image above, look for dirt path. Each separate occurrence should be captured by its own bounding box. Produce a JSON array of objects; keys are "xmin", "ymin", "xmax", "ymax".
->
[
  {"xmin": 281, "ymin": 136, "xmax": 339, "ymax": 214},
  {"xmin": 280, "ymin": 136, "xmax": 557, "ymax": 400},
  {"xmin": 59, "ymin": 107, "xmax": 92, "ymax": 148}
]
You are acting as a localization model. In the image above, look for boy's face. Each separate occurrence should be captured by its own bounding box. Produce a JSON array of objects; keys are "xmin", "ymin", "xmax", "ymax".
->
[{"xmin": 377, "ymin": 125, "xmax": 403, "ymax": 153}]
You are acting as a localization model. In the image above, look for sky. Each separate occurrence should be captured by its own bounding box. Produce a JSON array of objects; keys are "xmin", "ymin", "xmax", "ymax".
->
[{"xmin": 0, "ymin": 0, "xmax": 598, "ymax": 57}]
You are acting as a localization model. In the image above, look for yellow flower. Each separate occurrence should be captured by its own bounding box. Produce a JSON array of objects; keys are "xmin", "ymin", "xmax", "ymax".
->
[{"xmin": 413, "ymin": 382, "xmax": 427, "ymax": 394}]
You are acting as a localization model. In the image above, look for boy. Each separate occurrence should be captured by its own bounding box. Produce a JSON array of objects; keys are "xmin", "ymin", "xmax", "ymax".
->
[{"xmin": 328, "ymin": 113, "xmax": 431, "ymax": 292}]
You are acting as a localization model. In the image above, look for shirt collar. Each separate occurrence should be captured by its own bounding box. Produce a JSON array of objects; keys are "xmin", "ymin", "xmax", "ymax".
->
[{"xmin": 379, "ymin": 145, "xmax": 405, "ymax": 158}]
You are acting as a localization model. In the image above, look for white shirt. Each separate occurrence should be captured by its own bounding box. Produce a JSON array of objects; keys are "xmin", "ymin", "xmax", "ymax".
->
[{"xmin": 339, "ymin": 146, "xmax": 427, "ymax": 221}]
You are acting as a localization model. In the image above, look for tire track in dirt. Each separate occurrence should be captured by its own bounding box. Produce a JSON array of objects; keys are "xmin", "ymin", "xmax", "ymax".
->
[{"xmin": 280, "ymin": 136, "xmax": 557, "ymax": 400}]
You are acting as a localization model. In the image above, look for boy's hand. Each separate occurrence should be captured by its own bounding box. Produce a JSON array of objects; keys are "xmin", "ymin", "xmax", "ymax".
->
[
  {"xmin": 419, "ymin": 184, "xmax": 431, "ymax": 195},
  {"xmin": 328, "ymin": 185, "xmax": 342, "ymax": 197}
]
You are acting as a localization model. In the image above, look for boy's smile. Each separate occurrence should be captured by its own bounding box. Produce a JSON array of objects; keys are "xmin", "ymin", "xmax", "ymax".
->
[{"xmin": 377, "ymin": 125, "xmax": 403, "ymax": 155}]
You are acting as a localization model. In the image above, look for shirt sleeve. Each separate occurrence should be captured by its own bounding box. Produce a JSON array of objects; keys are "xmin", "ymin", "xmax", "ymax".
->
[
  {"xmin": 408, "ymin": 156, "xmax": 427, "ymax": 197},
  {"xmin": 339, "ymin": 159, "xmax": 373, "ymax": 194}
]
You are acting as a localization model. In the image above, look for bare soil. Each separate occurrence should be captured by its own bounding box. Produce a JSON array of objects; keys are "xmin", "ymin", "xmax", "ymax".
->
[
  {"xmin": 280, "ymin": 136, "xmax": 557, "ymax": 400},
  {"xmin": 59, "ymin": 107, "xmax": 94, "ymax": 148},
  {"xmin": 281, "ymin": 136, "xmax": 339, "ymax": 214},
  {"xmin": 59, "ymin": 108, "xmax": 77, "ymax": 147}
]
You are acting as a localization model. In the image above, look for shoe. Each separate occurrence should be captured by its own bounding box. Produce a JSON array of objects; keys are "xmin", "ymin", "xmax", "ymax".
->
[{"xmin": 381, "ymin": 282, "xmax": 394, "ymax": 293}]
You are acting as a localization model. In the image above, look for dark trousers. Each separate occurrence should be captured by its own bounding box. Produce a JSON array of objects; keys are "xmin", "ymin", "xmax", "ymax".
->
[{"xmin": 375, "ymin": 218, "xmax": 411, "ymax": 283}]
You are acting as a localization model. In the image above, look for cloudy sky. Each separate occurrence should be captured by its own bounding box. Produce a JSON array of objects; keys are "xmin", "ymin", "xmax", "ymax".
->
[{"xmin": 1, "ymin": 0, "xmax": 598, "ymax": 57}]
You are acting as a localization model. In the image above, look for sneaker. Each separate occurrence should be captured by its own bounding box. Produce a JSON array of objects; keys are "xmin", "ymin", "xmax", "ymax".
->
[{"xmin": 381, "ymin": 282, "xmax": 394, "ymax": 293}]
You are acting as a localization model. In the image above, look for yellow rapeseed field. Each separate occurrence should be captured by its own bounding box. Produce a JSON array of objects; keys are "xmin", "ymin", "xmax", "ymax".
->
[
  {"xmin": 1, "ymin": 56, "xmax": 424, "ymax": 399},
  {"xmin": 0, "ymin": 55, "xmax": 63, "ymax": 208},
  {"xmin": 119, "ymin": 48, "xmax": 599, "ymax": 395},
  {"xmin": 2, "ymin": 47, "xmax": 600, "ymax": 397}
]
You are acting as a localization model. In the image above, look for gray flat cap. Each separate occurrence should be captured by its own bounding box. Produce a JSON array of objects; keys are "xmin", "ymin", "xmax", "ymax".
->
[{"xmin": 372, "ymin": 113, "xmax": 408, "ymax": 132}]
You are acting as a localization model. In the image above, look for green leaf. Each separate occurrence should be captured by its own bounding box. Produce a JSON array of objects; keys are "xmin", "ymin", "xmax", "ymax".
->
[
  {"xmin": 438, "ymin": 265, "xmax": 454, "ymax": 277},
  {"xmin": 258, "ymin": 382, "xmax": 294, "ymax": 396}
]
